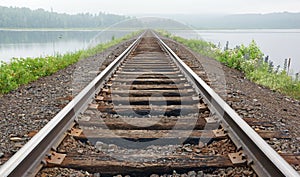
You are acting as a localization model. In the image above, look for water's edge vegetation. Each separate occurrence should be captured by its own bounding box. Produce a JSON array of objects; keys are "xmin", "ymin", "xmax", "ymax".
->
[
  {"xmin": 159, "ymin": 30, "xmax": 300, "ymax": 100},
  {"xmin": 1, "ymin": 30, "xmax": 299, "ymax": 100},
  {"xmin": 0, "ymin": 32, "xmax": 138, "ymax": 94}
]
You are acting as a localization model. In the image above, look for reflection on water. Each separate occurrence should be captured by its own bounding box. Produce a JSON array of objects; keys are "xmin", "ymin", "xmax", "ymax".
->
[
  {"xmin": 1, "ymin": 29, "xmax": 299, "ymax": 74},
  {"xmin": 0, "ymin": 30, "xmax": 132, "ymax": 63},
  {"xmin": 171, "ymin": 29, "xmax": 300, "ymax": 74}
]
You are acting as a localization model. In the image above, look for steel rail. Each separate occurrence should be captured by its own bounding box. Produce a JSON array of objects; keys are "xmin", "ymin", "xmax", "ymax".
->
[
  {"xmin": 0, "ymin": 32, "xmax": 144, "ymax": 177},
  {"xmin": 154, "ymin": 31, "xmax": 299, "ymax": 177},
  {"xmin": 1, "ymin": 30, "xmax": 298, "ymax": 177}
]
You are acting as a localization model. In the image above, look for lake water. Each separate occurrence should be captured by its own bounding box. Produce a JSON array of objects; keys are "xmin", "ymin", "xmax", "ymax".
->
[
  {"xmin": 0, "ymin": 29, "xmax": 132, "ymax": 63},
  {"xmin": 172, "ymin": 29, "xmax": 300, "ymax": 75},
  {"xmin": 1, "ymin": 29, "xmax": 299, "ymax": 75}
]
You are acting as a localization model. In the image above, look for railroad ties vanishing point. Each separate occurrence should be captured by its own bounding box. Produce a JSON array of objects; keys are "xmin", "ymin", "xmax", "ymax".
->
[{"xmin": 0, "ymin": 30, "xmax": 299, "ymax": 177}]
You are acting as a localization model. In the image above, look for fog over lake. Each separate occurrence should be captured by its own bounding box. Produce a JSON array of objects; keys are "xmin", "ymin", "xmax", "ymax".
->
[{"xmin": 1, "ymin": 29, "xmax": 299, "ymax": 74}]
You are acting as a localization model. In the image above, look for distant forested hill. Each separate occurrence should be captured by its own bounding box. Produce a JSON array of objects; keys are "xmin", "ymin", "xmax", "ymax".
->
[
  {"xmin": 165, "ymin": 12, "xmax": 300, "ymax": 29},
  {"xmin": 220, "ymin": 13, "xmax": 300, "ymax": 29},
  {"xmin": 2, "ymin": 6, "xmax": 299, "ymax": 29},
  {"xmin": 0, "ymin": 6, "xmax": 129, "ymax": 28}
]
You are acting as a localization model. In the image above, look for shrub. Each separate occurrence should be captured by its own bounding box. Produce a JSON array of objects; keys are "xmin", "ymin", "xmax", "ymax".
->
[
  {"xmin": 159, "ymin": 31, "xmax": 300, "ymax": 100},
  {"xmin": 0, "ymin": 31, "xmax": 138, "ymax": 94}
]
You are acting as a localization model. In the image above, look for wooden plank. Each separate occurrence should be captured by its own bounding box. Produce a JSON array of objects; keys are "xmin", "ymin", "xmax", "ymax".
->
[
  {"xmin": 279, "ymin": 153, "xmax": 300, "ymax": 165},
  {"xmin": 98, "ymin": 104, "xmax": 205, "ymax": 109},
  {"xmin": 110, "ymin": 78, "xmax": 186, "ymax": 84},
  {"xmin": 115, "ymin": 71, "xmax": 180, "ymax": 75},
  {"xmin": 120, "ymin": 65, "xmax": 177, "ymax": 69},
  {"xmin": 119, "ymin": 69, "xmax": 179, "ymax": 72},
  {"xmin": 75, "ymin": 128, "xmax": 289, "ymax": 140},
  {"xmin": 255, "ymin": 130, "xmax": 290, "ymax": 139},
  {"xmin": 110, "ymin": 84, "xmax": 192, "ymax": 90},
  {"xmin": 121, "ymin": 63, "xmax": 177, "ymax": 68},
  {"xmin": 97, "ymin": 96, "xmax": 200, "ymax": 103},
  {"xmin": 78, "ymin": 117, "xmax": 276, "ymax": 130},
  {"xmin": 57, "ymin": 153, "xmax": 235, "ymax": 175},
  {"xmin": 102, "ymin": 89, "xmax": 194, "ymax": 96},
  {"xmin": 124, "ymin": 62, "xmax": 172, "ymax": 65},
  {"xmin": 111, "ymin": 80, "xmax": 187, "ymax": 85},
  {"xmin": 77, "ymin": 129, "xmax": 216, "ymax": 140},
  {"xmin": 113, "ymin": 74, "xmax": 184, "ymax": 78},
  {"xmin": 243, "ymin": 118, "xmax": 274, "ymax": 127},
  {"xmin": 97, "ymin": 104, "xmax": 206, "ymax": 115},
  {"xmin": 78, "ymin": 117, "xmax": 207, "ymax": 130}
]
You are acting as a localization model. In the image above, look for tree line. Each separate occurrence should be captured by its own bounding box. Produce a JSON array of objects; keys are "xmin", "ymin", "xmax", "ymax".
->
[
  {"xmin": 168, "ymin": 12, "xmax": 300, "ymax": 29},
  {"xmin": 0, "ymin": 6, "xmax": 129, "ymax": 28}
]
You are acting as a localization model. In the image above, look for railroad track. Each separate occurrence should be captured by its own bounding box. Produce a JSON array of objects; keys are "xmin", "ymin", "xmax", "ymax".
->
[{"xmin": 0, "ymin": 30, "xmax": 299, "ymax": 177}]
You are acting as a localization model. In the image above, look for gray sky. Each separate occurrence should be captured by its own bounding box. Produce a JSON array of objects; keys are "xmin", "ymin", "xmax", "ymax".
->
[{"xmin": 1, "ymin": 0, "xmax": 300, "ymax": 15}]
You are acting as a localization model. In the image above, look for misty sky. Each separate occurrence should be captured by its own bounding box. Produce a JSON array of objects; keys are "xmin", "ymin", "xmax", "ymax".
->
[{"xmin": 1, "ymin": 0, "xmax": 300, "ymax": 15}]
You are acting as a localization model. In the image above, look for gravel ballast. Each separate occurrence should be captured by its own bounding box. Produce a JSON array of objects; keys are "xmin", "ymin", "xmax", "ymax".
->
[
  {"xmin": 1, "ymin": 33, "xmax": 299, "ymax": 175},
  {"xmin": 162, "ymin": 37, "xmax": 300, "ymax": 172},
  {"xmin": 0, "ymin": 38, "xmax": 135, "ymax": 165}
]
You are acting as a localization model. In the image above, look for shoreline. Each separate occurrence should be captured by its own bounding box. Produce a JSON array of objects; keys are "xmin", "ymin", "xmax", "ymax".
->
[
  {"xmin": 1, "ymin": 29, "xmax": 299, "ymax": 70},
  {"xmin": 0, "ymin": 28, "xmax": 141, "ymax": 32}
]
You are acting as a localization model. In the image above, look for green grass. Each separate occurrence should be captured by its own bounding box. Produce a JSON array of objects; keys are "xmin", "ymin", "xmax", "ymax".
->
[
  {"xmin": 0, "ymin": 31, "xmax": 139, "ymax": 94},
  {"xmin": 158, "ymin": 30, "xmax": 300, "ymax": 100}
]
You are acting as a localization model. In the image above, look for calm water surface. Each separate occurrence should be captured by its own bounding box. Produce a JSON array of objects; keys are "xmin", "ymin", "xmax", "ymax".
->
[
  {"xmin": 0, "ymin": 29, "xmax": 132, "ymax": 63},
  {"xmin": 172, "ymin": 29, "xmax": 300, "ymax": 74},
  {"xmin": 1, "ymin": 29, "xmax": 299, "ymax": 74}
]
